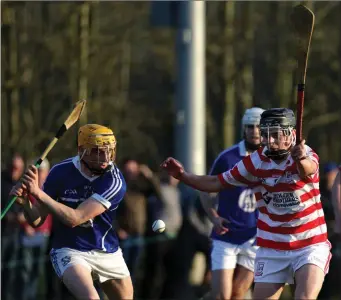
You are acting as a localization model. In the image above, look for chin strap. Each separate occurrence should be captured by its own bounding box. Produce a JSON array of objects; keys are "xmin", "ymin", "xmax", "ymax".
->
[
  {"xmin": 265, "ymin": 149, "xmax": 291, "ymax": 160},
  {"xmin": 81, "ymin": 159, "xmax": 111, "ymax": 175}
]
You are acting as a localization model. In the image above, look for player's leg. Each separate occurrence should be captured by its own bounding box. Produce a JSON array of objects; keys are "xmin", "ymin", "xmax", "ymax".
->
[
  {"xmin": 253, "ymin": 283, "xmax": 285, "ymax": 300},
  {"xmin": 100, "ymin": 277, "xmax": 133, "ymax": 300},
  {"xmin": 252, "ymin": 247, "xmax": 292, "ymax": 300},
  {"xmin": 92, "ymin": 248, "xmax": 133, "ymax": 300},
  {"xmin": 50, "ymin": 248, "xmax": 99, "ymax": 299},
  {"xmin": 211, "ymin": 269, "xmax": 234, "ymax": 299},
  {"xmin": 294, "ymin": 264, "xmax": 325, "ymax": 299},
  {"xmin": 62, "ymin": 265, "xmax": 100, "ymax": 299},
  {"xmin": 293, "ymin": 241, "xmax": 332, "ymax": 299},
  {"xmin": 210, "ymin": 240, "xmax": 239, "ymax": 299},
  {"xmin": 232, "ymin": 238, "xmax": 257, "ymax": 298},
  {"xmin": 231, "ymin": 265, "xmax": 254, "ymax": 299}
]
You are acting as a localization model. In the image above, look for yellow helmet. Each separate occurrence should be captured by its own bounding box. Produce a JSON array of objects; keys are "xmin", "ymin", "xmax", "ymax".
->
[{"xmin": 78, "ymin": 124, "xmax": 117, "ymax": 163}]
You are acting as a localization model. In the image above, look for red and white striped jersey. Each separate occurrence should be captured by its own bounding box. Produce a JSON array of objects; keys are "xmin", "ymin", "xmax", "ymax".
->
[{"xmin": 218, "ymin": 145, "xmax": 327, "ymax": 250}]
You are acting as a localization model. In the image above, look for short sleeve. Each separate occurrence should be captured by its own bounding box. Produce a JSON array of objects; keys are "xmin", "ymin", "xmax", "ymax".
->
[
  {"xmin": 91, "ymin": 170, "xmax": 125, "ymax": 210},
  {"xmin": 218, "ymin": 155, "xmax": 259, "ymax": 188}
]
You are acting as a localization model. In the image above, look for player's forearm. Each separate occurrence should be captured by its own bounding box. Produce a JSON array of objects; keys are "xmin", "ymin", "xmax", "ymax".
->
[
  {"xmin": 179, "ymin": 172, "xmax": 222, "ymax": 192},
  {"xmin": 36, "ymin": 190, "xmax": 81, "ymax": 227},
  {"xmin": 22, "ymin": 200, "xmax": 44, "ymax": 228},
  {"xmin": 296, "ymin": 157, "xmax": 317, "ymax": 178}
]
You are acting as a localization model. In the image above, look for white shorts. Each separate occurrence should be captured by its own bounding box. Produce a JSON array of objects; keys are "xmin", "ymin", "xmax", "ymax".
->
[
  {"xmin": 254, "ymin": 241, "xmax": 332, "ymax": 284},
  {"xmin": 211, "ymin": 238, "xmax": 258, "ymax": 272},
  {"xmin": 50, "ymin": 247, "xmax": 130, "ymax": 283}
]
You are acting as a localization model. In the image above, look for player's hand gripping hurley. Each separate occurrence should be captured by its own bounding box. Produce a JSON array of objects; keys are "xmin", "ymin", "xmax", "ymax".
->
[
  {"xmin": 1, "ymin": 100, "xmax": 87, "ymax": 220},
  {"xmin": 291, "ymin": 4, "xmax": 315, "ymax": 144}
]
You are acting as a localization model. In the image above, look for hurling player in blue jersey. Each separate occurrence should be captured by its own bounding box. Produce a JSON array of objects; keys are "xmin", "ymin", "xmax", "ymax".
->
[
  {"xmin": 10, "ymin": 124, "xmax": 133, "ymax": 300},
  {"xmin": 201, "ymin": 107, "xmax": 264, "ymax": 300}
]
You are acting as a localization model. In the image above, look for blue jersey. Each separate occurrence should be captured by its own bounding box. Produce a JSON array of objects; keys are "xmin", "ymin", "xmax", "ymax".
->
[
  {"xmin": 43, "ymin": 156, "xmax": 126, "ymax": 253},
  {"xmin": 210, "ymin": 141, "xmax": 257, "ymax": 244}
]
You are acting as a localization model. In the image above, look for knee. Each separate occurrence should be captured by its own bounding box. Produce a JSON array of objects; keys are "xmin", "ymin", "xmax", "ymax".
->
[
  {"xmin": 231, "ymin": 286, "xmax": 248, "ymax": 299},
  {"xmin": 231, "ymin": 281, "xmax": 251, "ymax": 299},
  {"xmin": 123, "ymin": 290, "xmax": 134, "ymax": 300},
  {"xmin": 206, "ymin": 289, "xmax": 230, "ymax": 300},
  {"xmin": 294, "ymin": 287, "xmax": 319, "ymax": 300},
  {"xmin": 107, "ymin": 286, "xmax": 133, "ymax": 300},
  {"xmin": 214, "ymin": 291, "xmax": 231, "ymax": 300},
  {"xmin": 121, "ymin": 279, "xmax": 134, "ymax": 299},
  {"xmin": 294, "ymin": 291, "xmax": 311, "ymax": 300},
  {"xmin": 126, "ymin": 287, "xmax": 134, "ymax": 299}
]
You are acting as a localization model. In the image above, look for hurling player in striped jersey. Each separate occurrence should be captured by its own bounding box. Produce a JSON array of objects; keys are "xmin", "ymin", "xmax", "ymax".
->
[
  {"xmin": 161, "ymin": 108, "xmax": 332, "ymax": 300},
  {"xmin": 200, "ymin": 107, "xmax": 264, "ymax": 300},
  {"xmin": 11, "ymin": 124, "xmax": 133, "ymax": 300}
]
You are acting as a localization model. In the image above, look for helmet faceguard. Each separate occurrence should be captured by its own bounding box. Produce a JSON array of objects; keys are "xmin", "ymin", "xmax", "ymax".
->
[
  {"xmin": 242, "ymin": 107, "xmax": 265, "ymax": 151},
  {"xmin": 78, "ymin": 124, "xmax": 117, "ymax": 175},
  {"xmin": 260, "ymin": 108, "xmax": 296, "ymax": 160}
]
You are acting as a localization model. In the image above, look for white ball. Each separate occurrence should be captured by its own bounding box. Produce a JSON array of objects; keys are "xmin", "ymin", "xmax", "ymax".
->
[{"xmin": 152, "ymin": 219, "xmax": 166, "ymax": 233}]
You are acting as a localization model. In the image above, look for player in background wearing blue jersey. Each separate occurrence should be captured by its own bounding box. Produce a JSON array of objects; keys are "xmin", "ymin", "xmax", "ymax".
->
[
  {"xmin": 10, "ymin": 124, "xmax": 133, "ymax": 300},
  {"xmin": 200, "ymin": 107, "xmax": 264, "ymax": 300}
]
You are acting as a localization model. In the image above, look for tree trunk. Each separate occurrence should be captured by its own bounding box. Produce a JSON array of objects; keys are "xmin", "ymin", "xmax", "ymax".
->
[
  {"xmin": 236, "ymin": 2, "xmax": 254, "ymax": 113},
  {"xmin": 276, "ymin": 2, "xmax": 294, "ymax": 108},
  {"xmin": 9, "ymin": 7, "xmax": 20, "ymax": 151},
  {"xmin": 79, "ymin": 2, "xmax": 90, "ymax": 124},
  {"xmin": 69, "ymin": 6, "xmax": 79, "ymax": 113},
  {"xmin": 223, "ymin": 1, "xmax": 236, "ymax": 148}
]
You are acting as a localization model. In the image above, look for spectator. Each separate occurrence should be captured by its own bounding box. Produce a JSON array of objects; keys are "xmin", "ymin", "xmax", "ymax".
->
[
  {"xmin": 158, "ymin": 171, "xmax": 183, "ymax": 237},
  {"xmin": 1, "ymin": 154, "xmax": 25, "ymax": 300},
  {"xmin": 117, "ymin": 159, "xmax": 163, "ymax": 292},
  {"xmin": 141, "ymin": 170, "xmax": 183, "ymax": 299},
  {"xmin": 17, "ymin": 159, "xmax": 53, "ymax": 300},
  {"xmin": 161, "ymin": 184, "xmax": 213, "ymax": 300}
]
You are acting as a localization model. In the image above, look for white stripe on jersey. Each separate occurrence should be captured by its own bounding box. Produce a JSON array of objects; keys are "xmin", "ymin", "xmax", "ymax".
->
[
  {"xmin": 258, "ymin": 208, "xmax": 325, "ymax": 228},
  {"xmin": 219, "ymin": 144, "xmax": 327, "ymax": 250},
  {"xmin": 104, "ymin": 179, "xmax": 122, "ymax": 200},
  {"xmin": 233, "ymin": 158, "xmax": 259, "ymax": 184},
  {"xmin": 257, "ymin": 223, "xmax": 327, "ymax": 243},
  {"xmin": 101, "ymin": 224, "xmax": 113, "ymax": 251},
  {"xmin": 59, "ymin": 197, "xmax": 80, "ymax": 203},
  {"xmin": 109, "ymin": 204, "xmax": 119, "ymax": 211},
  {"xmin": 101, "ymin": 167, "xmax": 122, "ymax": 200},
  {"xmin": 91, "ymin": 167, "xmax": 123, "ymax": 209}
]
